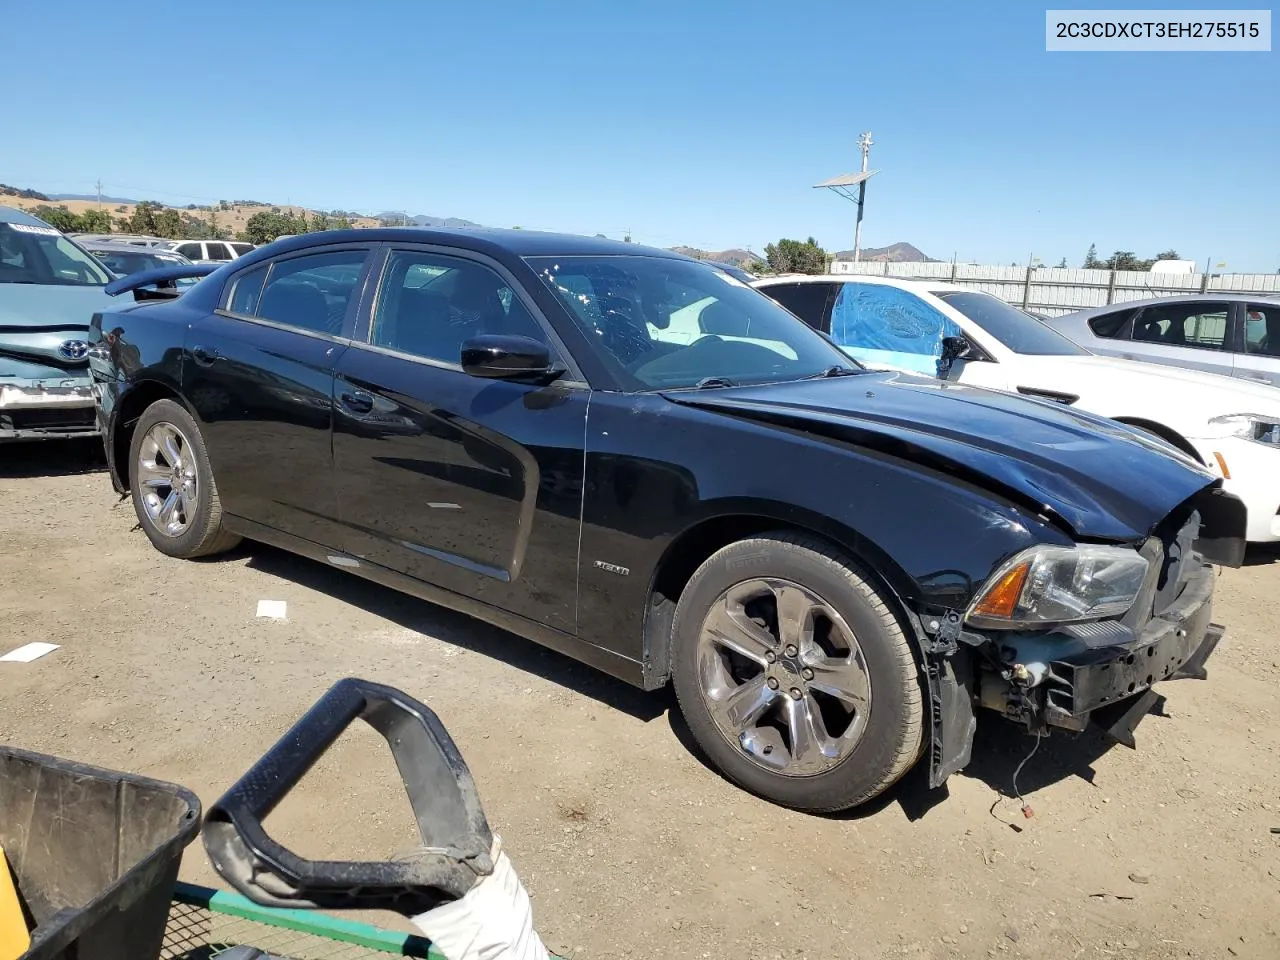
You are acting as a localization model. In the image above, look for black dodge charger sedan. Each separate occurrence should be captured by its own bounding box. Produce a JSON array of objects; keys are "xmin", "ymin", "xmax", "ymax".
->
[{"xmin": 86, "ymin": 229, "xmax": 1244, "ymax": 812}]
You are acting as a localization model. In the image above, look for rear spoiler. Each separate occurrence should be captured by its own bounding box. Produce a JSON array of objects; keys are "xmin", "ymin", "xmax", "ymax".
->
[{"xmin": 104, "ymin": 264, "xmax": 220, "ymax": 301}]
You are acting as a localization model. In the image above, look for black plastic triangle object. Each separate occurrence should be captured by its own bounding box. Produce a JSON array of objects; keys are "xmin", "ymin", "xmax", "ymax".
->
[{"xmin": 203, "ymin": 677, "xmax": 493, "ymax": 915}]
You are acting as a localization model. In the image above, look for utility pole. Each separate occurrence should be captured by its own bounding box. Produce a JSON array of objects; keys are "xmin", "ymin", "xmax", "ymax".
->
[
  {"xmin": 95, "ymin": 178, "xmax": 103, "ymax": 209},
  {"xmin": 813, "ymin": 133, "xmax": 879, "ymax": 270},
  {"xmin": 852, "ymin": 131, "xmax": 873, "ymax": 263}
]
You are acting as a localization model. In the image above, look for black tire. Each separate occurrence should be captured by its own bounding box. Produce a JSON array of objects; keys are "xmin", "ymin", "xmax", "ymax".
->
[
  {"xmin": 128, "ymin": 399, "xmax": 240, "ymax": 559},
  {"xmin": 671, "ymin": 533, "xmax": 924, "ymax": 812}
]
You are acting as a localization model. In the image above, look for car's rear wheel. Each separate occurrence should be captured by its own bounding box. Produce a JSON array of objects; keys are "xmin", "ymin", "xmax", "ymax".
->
[
  {"xmin": 671, "ymin": 533, "xmax": 923, "ymax": 812},
  {"xmin": 129, "ymin": 399, "xmax": 240, "ymax": 559}
]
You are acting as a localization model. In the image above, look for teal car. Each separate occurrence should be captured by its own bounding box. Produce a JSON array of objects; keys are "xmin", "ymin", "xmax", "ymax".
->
[{"xmin": 0, "ymin": 206, "xmax": 117, "ymax": 441}]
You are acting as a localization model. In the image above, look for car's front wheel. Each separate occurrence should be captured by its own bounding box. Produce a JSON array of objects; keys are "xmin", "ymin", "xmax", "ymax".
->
[
  {"xmin": 671, "ymin": 533, "xmax": 924, "ymax": 812},
  {"xmin": 128, "ymin": 398, "xmax": 240, "ymax": 559}
]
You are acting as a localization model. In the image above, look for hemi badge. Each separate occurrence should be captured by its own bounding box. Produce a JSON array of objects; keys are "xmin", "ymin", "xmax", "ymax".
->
[{"xmin": 594, "ymin": 560, "xmax": 630, "ymax": 576}]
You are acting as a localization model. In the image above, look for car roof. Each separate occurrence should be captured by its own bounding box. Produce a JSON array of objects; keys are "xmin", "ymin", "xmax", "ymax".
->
[
  {"xmin": 1061, "ymin": 293, "xmax": 1279, "ymax": 318},
  {"xmin": 254, "ymin": 226, "xmax": 692, "ymax": 262},
  {"xmin": 84, "ymin": 241, "xmax": 190, "ymax": 256},
  {"xmin": 0, "ymin": 205, "xmax": 55, "ymax": 227},
  {"xmin": 752, "ymin": 273, "xmax": 967, "ymax": 293}
]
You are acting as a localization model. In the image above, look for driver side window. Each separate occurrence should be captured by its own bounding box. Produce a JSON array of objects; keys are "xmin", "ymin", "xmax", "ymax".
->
[
  {"xmin": 370, "ymin": 251, "xmax": 551, "ymax": 366},
  {"xmin": 829, "ymin": 283, "xmax": 960, "ymax": 376}
]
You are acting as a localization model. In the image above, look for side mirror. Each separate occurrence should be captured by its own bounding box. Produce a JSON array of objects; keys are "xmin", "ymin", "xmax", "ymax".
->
[
  {"xmin": 940, "ymin": 335, "xmax": 973, "ymax": 361},
  {"xmin": 460, "ymin": 334, "xmax": 562, "ymax": 384}
]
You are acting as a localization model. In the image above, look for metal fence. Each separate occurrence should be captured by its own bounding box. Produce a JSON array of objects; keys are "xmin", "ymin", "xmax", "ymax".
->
[{"xmin": 828, "ymin": 260, "xmax": 1280, "ymax": 316}]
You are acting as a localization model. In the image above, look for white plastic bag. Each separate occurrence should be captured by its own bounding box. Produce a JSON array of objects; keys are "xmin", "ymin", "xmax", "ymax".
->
[{"xmin": 411, "ymin": 836, "xmax": 549, "ymax": 960}]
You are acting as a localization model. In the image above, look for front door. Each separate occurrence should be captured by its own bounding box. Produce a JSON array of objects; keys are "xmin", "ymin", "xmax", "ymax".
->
[
  {"xmin": 184, "ymin": 244, "xmax": 373, "ymax": 545},
  {"xmin": 332, "ymin": 246, "xmax": 588, "ymax": 632}
]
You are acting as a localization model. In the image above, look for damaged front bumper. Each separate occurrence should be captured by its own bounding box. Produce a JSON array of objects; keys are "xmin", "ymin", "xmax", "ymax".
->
[
  {"xmin": 920, "ymin": 554, "xmax": 1223, "ymax": 788},
  {"xmin": 0, "ymin": 378, "xmax": 98, "ymax": 441}
]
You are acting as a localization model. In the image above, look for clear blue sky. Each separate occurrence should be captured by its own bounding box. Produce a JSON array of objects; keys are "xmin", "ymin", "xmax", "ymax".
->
[{"xmin": 3, "ymin": 1, "xmax": 1276, "ymax": 270}]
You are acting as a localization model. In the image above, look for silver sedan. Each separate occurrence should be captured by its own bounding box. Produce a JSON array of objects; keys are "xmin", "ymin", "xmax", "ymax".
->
[{"xmin": 1048, "ymin": 294, "xmax": 1280, "ymax": 388}]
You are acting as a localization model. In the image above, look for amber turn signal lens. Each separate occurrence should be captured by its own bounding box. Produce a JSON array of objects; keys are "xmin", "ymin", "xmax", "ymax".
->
[
  {"xmin": 971, "ymin": 561, "xmax": 1031, "ymax": 620},
  {"xmin": 1213, "ymin": 451, "xmax": 1231, "ymax": 480}
]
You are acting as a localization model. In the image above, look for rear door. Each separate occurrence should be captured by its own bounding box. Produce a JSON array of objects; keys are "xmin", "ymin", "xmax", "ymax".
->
[
  {"xmin": 1238, "ymin": 302, "xmax": 1280, "ymax": 386},
  {"xmin": 331, "ymin": 245, "xmax": 588, "ymax": 631},
  {"xmin": 184, "ymin": 243, "xmax": 375, "ymax": 546},
  {"xmin": 1126, "ymin": 300, "xmax": 1236, "ymax": 378}
]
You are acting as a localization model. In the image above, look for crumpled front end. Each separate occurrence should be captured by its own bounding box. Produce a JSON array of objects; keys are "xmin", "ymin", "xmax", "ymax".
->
[
  {"xmin": 920, "ymin": 485, "xmax": 1244, "ymax": 787},
  {"xmin": 0, "ymin": 350, "xmax": 97, "ymax": 442}
]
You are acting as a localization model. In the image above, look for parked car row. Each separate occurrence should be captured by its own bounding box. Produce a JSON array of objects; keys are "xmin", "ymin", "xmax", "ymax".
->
[
  {"xmin": 79, "ymin": 226, "xmax": 1248, "ymax": 813},
  {"xmin": 752, "ymin": 275, "xmax": 1280, "ymax": 543}
]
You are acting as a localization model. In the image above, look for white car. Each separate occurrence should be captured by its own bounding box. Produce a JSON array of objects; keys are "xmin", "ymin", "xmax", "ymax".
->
[
  {"xmin": 753, "ymin": 274, "xmax": 1280, "ymax": 543},
  {"xmin": 157, "ymin": 239, "xmax": 255, "ymax": 264}
]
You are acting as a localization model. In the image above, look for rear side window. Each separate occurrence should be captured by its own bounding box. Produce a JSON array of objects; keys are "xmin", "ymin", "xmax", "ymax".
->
[
  {"xmin": 177, "ymin": 242, "xmax": 203, "ymax": 260},
  {"xmin": 1088, "ymin": 307, "xmax": 1137, "ymax": 339},
  {"xmin": 1245, "ymin": 303, "xmax": 1280, "ymax": 357},
  {"xmin": 1133, "ymin": 302, "xmax": 1230, "ymax": 351},
  {"xmin": 759, "ymin": 282, "xmax": 838, "ymax": 332},
  {"xmin": 204, "ymin": 242, "xmax": 231, "ymax": 261},
  {"xmin": 252, "ymin": 250, "xmax": 368, "ymax": 335},
  {"xmin": 229, "ymin": 242, "xmax": 254, "ymax": 257}
]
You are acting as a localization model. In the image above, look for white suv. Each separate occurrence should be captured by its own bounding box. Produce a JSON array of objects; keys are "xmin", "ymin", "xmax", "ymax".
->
[
  {"xmin": 755, "ymin": 274, "xmax": 1280, "ymax": 543},
  {"xmin": 159, "ymin": 239, "xmax": 255, "ymax": 263}
]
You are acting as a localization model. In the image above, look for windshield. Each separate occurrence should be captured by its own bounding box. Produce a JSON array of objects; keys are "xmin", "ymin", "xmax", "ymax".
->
[
  {"xmin": 932, "ymin": 291, "xmax": 1086, "ymax": 356},
  {"xmin": 0, "ymin": 223, "xmax": 111, "ymax": 286},
  {"xmin": 528, "ymin": 255, "xmax": 858, "ymax": 389},
  {"xmin": 90, "ymin": 250, "xmax": 188, "ymax": 276}
]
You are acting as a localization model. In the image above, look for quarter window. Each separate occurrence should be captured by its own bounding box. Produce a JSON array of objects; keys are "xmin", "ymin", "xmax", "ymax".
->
[
  {"xmin": 371, "ymin": 251, "xmax": 550, "ymax": 366},
  {"xmin": 1244, "ymin": 304, "xmax": 1280, "ymax": 357},
  {"xmin": 829, "ymin": 283, "xmax": 961, "ymax": 376},
  {"xmin": 227, "ymin": 265, "xmax": 267, "ymax": 316},
  {"xmin": 1132, "ymin": 302, "xmax": 1230, "ymax": 351},
  {"xmin": 1088, "ymin": 307, "xmax": 1138, "ymax": 339}
]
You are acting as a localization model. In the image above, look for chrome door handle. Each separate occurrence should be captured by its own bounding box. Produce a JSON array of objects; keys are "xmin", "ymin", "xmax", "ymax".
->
[{"xmin": 192, "ymin": 345, "xmax": 220, "ymax": 366}]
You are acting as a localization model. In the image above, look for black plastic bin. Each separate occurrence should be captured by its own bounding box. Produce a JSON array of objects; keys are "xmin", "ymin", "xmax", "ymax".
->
[{"xmin": 1, "ymin": 746, "xmax": 201, "ymax": 960}]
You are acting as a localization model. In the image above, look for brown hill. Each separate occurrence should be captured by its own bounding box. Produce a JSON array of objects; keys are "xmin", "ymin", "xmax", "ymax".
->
[
  {"xmin": 670, "ymin": 246, "xmax": 756, "ymax": 266},
  {"xmin": 832, "ymin": 242, "xmax": 931, "ymax": 263},
  {"xmin": 4, "ymin": 197, "xmax": 381, "ymax": 237}
]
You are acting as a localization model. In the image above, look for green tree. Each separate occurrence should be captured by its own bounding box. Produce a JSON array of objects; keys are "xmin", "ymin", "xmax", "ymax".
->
[
  {"xmin": 332, "ymin": 217, "xmax": 352, "ymax": 230},
  {"xmin": 1155, "ymin": 249, "xmax": 1182, "ymax": 261},
  {"xmin": 1056, "ymin": 257, "xmax": 1068, "ymax": 268},
  {"xmin": 241, "ymin": 211, "xmax": 298, "ymax": 244},
  {"xmin": 123, "ymin": 201, "xmax": 163, "ymax": 236},
  {"xmin": 79, "ymin": 209, "xmax": 112, "ymax": 233},
  {"xmin": 29, "ymin": 205, "xmax": 81, "ymax": 232},
  {"xmin": 1083, "ymin": 243, "xmax": 1101, "ymax": 269},
  {"xmin": 763, "ymin": 237, "xmax": 829, "ymax": 275},
  {"xmin": 1102, "ymin": 250, "xmax": 1154, "ymax": 271}
]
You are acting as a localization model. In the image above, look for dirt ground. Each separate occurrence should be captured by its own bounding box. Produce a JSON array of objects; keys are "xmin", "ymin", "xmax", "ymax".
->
[{"xmin": 2, "ymin": 440, "xmax": 1278, "ymax": 960}]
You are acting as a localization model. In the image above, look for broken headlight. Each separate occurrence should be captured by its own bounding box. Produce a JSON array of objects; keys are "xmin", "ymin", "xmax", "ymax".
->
[
  {"xmin": 1207, "ymin": 413, "xmax": 1280, "ymax": 446},
  {"xmin": 965, "ymin": 545, "xmax": 1149, "ymax": 628}
]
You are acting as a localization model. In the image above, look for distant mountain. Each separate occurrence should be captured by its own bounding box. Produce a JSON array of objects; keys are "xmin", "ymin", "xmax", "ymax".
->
[
  {"xmin": 50, "ymin": 192, "xmax": 139, "ymax": 204},
  {"xmin": 832, "ymin": 241, "xmax": 931, "ymax": 263},
  {"xmin": 670, "ymin": 246, "xmax": 756, "ymax": 266},
  {"xmin": 374, "ymin": 212, "xmax": 483, "ymax": 228}
]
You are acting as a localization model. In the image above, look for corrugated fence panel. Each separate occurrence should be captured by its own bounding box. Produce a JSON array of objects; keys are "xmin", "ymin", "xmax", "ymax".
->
[{"xmin": 824, "ymin": 262, "xmax": 1280, "ymax": 313}]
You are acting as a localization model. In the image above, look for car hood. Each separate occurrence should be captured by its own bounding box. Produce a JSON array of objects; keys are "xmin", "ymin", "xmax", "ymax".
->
[
  {"xmin": 0, "ymin": 284, "xmax": 117, "ymax": 366},
  {"xmin": 663, "ymin": 371, "xmax": 1218, "ymax": 542},
  {"xmin": 0, "ymin": 284, "xmax": 116, "ymax": 330},
  {"xmin": 1018, "ymin": 354, "xmax": 1280, "ymax": 415}
]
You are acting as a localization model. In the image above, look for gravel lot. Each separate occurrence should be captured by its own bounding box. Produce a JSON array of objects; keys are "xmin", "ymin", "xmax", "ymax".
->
[{"xmin": 2, "ymin": 441, "xmax": 1278, "ymax": 960}]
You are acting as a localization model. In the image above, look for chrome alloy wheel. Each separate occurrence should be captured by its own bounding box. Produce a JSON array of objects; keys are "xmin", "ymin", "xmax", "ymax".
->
[
  {"xmin": 136, "ymin": 422, "xmax": 198, "ymax": 537},
  {"xmin": 696, "ymin": 578, "xmax": 872, "ymax": 776}
]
